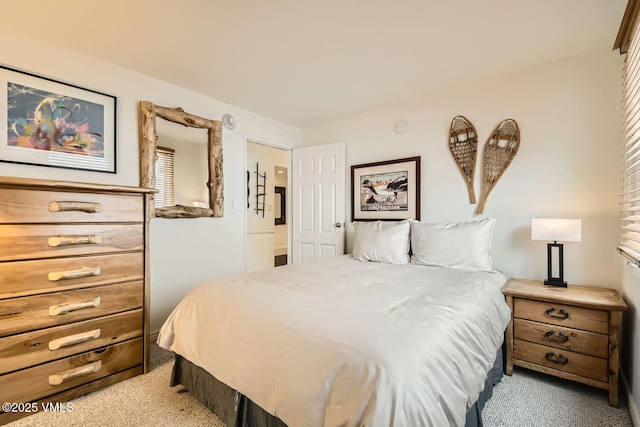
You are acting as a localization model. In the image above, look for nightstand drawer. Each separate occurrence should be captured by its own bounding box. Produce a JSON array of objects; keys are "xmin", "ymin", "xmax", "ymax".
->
[
  {"xmin": 0, "ymin": 224, "xmax": 143, "ymax": 261},
  {"xmin": 514, "ymin": 318, "xmax": 608, "ymax": 358},
  {"xmin": 514, "ymin": 339, "xmax": 608, "ymax": 382},
  {"xmin": 0, "ymin": 281, "xmax": 143, "ymax": 337},
  {"xmin": 0, "ymin": 338, "xmax": 142, "ymax": 405},
  {"xmin": 0, "ymin": 188, "xmax": 142, "ymax": 223},
  {"xmin": 0, "ymin": 310, "xmax": 143, "ymax": 375},
  {"xmin": 514, "ymin": 298, "xmax": 609, "ymax": 334},
  {"xmin": 0, "ymin": 252, "xmax": 143, "ymax": 298}
]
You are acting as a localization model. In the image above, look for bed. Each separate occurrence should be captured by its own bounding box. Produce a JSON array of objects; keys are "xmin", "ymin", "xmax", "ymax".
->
[{"xmin": 158, "ymin": 218, "xmax": 511, "ymax": 426}]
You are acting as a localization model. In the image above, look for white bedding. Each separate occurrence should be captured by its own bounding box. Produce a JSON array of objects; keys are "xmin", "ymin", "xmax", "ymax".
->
[{"xmin": 158, "ymin": 255, "xmax": 511, "ymax": 427}]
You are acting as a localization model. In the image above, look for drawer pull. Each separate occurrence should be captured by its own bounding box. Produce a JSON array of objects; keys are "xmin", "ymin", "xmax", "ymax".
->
[
  {"xmin": 48, "ymin": 235, "xmax": 102, "ymax": 247},
  {"xmin": 49, "ymin": 297, "xmax": 101, "ymax": 316},
  {"xmin": 544, "ymin": 307, "xmax": 569, "ymax": 320},
  {"xmin": 48, "ymin": 360, "xmax": 102, "ymax": 386},
  {"xmin": 545, "ymin": 352, "xmax": 569, "ymax": 365},
  {"xmin": 48, "ymin": 266, "xmax": 102, "ymax": 282},
  {"xmin": 49, "ymin": 201, "xmax": 101, "ymax": 213},
  {"xmin": 49, "ymin": 329, "xmax": 101, "ymax": 350},
  {"xmin": 545, "ymin": 330, "xmax": 569, "ymax": 342}
]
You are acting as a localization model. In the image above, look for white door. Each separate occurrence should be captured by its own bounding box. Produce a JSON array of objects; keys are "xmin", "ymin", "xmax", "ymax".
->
[{"xmin": 292, "ymin": 142, "xmax": 346, "ymax": 262}]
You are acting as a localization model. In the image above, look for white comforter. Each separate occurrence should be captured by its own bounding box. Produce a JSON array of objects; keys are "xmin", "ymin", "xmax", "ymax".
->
[{"xmin": 158, "ymin": 255, "xmax": 511, "ymax": 427}]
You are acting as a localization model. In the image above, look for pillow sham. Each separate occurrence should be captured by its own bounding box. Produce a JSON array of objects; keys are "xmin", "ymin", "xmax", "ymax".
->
[
  {"xmin": 352, "ymin": 220, "xmax": 411, "ymax": 264},
  {"xmin": 410, "ymin": 218, "xmax": 496, "ymax": 272}
]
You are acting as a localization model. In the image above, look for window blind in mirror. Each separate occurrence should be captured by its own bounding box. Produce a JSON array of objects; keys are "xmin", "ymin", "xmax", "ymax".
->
[{"xmin": 155, "ymin": 146, "xmax": 175, "ymax": 208}]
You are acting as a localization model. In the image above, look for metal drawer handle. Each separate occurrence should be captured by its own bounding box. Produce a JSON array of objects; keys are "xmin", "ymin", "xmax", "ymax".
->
[
  {"xmin": 545, "ymin": 307, "xmax": 569, "ymax": 320},
  {"xmin": 49, "ymin": 201, "xmax": 101, "ymax": 213},
  {"xmin": 49, "ymin": 297, "xmax": 101, "ymax": 316},
  {"xmin": 49, "ymin": 329, "xmax": 101, "ymax": 350},
  {"xmin": 48, "ymin": 267, "xmax": 102, "ymax": 282},
  {"xmin": 48, "ymin": 235, "xmax": 102, "ymax": 247},
  {"xmin": 545, "ymin": 330, "xmax": 569, "ymax": 342},
  {"xmin": 545, "ymin": 352, "xmax": 569, "ymax": 365},
  {"xmin": 48, "ymin": 360, "xmax": 102, "ymax": 386}
]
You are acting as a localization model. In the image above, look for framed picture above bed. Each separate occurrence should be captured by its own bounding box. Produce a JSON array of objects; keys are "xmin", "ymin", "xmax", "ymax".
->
[
  {"xmin": 0, "ymin": 65, "xmax": 116, "ymax": 173},
  {"xmin": 351, "ymin": 156, "xmax": 420, "ymax": 221}
]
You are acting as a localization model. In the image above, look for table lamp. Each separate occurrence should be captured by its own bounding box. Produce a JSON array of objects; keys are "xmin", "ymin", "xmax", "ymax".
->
[{"xmin": 531, "ymin": 218, "xmax": 582, "ymax": 287}]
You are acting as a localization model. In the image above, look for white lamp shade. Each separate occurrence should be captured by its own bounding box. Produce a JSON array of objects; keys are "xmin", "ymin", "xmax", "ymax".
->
[{"xmin": 531, "ymin": 219, "xmax": 582, "ymax": 242}]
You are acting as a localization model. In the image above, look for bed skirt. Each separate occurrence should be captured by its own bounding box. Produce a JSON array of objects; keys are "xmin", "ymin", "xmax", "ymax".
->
[{"xmin": 171, "ymin": 348, "xmax": 503, "ymax": 427}]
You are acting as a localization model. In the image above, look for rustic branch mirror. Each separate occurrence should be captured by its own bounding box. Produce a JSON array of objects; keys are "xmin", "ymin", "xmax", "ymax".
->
[{"xmin": 139, "ymin": 101, "xmax": 223, "ymax": 218}]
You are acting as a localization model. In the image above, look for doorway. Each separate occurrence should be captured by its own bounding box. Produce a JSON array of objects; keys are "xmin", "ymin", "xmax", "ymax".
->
[{"xmin": 246, "ymin": 140, "xmax": 290, "ymax": 272}]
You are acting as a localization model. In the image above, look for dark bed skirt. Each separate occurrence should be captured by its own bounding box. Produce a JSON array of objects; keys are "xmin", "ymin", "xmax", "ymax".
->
[{"xmin": 171, "ymin": 348, "xmax": 504, "ymax": 427}]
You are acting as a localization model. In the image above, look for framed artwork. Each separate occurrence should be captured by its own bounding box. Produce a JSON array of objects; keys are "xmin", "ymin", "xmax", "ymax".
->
[
  {"xmin": 351, "ymin": 156, "xmax": 420, "ymax": 221},
  {"xmin": 0, "ymin": 65, "xmax": 116, "ymax": 173}
]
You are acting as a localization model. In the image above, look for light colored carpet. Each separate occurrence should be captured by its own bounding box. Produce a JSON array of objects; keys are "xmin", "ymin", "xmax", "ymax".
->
[
  {"xmin": 6, "ymin": 345, "xmax": 224, "ymax": 427},
  {"xmin": 6, "ymin": 344, "xmax": 634, "ymax": 427},
  {"xmin": 483, "ymin": 368, "xmax": 633, "ymax": 427}
]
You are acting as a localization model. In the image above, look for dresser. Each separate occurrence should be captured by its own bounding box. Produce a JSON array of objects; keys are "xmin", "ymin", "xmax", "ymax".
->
[
  {"xmin": 502, "ymin": 278, "xmax": 628, "ymax": 407},
  {"xmin": 0, "ymin": 177, "xmax": 153, "ymax": 424}
]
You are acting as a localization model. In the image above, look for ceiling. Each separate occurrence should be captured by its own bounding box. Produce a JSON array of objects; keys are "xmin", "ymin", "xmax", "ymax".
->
[{"xmin": 0, "ymin": 0, "xmax": 628, "ymax": 129}]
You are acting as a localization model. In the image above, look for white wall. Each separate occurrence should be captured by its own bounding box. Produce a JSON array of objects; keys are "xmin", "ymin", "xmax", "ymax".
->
[
  {"xmin": 0, "ymin": 26, "xmax": 303, "ymax": 333},
  {"xmin": 305, "ymin": 47, "xmax": 623, "ymax": 290}
]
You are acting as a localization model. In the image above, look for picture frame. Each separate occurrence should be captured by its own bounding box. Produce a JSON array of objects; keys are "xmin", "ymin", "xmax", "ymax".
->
[
  {"xmin": 274, "ymin": 186, "xmax": 286, "ymax": 225},
  {"xmin": 0, "ymin": 65, "xmax": 116, "ymax": 173},
  {"xmin": 351, "ymin": 156, "xmax": 421, "ymax": 221}
]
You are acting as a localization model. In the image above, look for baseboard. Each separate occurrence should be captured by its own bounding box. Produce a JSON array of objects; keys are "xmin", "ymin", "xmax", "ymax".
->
[
  {"xmin": 622, "ymin": 372, "xmax": 640, "ymax": 426},
  {"xmin": 149, "ymin": 330, "xmax": 159, "ymax": 343}
]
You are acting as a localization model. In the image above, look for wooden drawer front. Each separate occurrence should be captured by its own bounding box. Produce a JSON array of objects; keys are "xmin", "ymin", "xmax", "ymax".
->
[
  {"xmin": 514, "ymin": 339, "xmax": 608, "ymax": 382},
  {"xmin": 0, "ymin": 252, "xmax": 143, "ymax": 298},
  {"xmin": 0, "ymin": 310, "xmax": 142, "ymax": 375},
  {"xmin": 0, "ymin": 281, "xmax": 143, "ymax": 337},
  {"xmin": 0, "ymin": 338, "xmax": 142, "ymax": 404},
  {"xmin": 513, "ymin": 298, "xmax": 609, "ymax": 334},
  {"xmin": 0, "ymin": 224, "xmax": 143, "ymax": 261},
  {"xmin": 0, "ymin": 188, "xmax": 142, "ymax": 223},
  {"xmin": 514, "ymin": 318, "xmax": 608, "ymax": 358}
]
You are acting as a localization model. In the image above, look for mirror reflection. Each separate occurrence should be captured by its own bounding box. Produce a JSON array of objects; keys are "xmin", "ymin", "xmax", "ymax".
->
[
  {"xmin": 155, "ymin": 120, "xmax": 209, "ymax": 208},
  {"xmin": 138, "ymin": 101, "xmax": 223, "ymax": 218}
]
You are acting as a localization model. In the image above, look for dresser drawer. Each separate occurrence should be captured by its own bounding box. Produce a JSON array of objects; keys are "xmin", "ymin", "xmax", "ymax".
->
[
  {"xmin": 0, "ymin": 338, "xmax": 142, "ymax": 405},
  {"xmin": 0, "ymin": 310, "xmax": 143, "ymax": 375},
  {"xmin": 0, "ymin": 188, "xmax": 142, "ymax": 223},
  {"xmin": 0, "ymin": 224, "xmax": 143, "ymax": 261},
  {"xmin": 514, "ymin": 318, "xmax": 608, "ymax": 358},
  {"xmin": 513, "ymin": 298, "xmax": 609, "ymax": 334},
  {"xmin": 0, "ymin": 252, "xmax": 143, "ymax": 298},
  {"xmin": 0, "ymin": 281, "xmax": 143, "ymax": 337},
  {"xmin": 514, "ymin": 339, "xmax": 608, "ymax": 382}
]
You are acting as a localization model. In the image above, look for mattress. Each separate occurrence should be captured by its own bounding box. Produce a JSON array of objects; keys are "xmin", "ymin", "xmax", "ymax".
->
[{"xmin": 158, "ymin": 255, "xmax": 511, "ymax": 427}]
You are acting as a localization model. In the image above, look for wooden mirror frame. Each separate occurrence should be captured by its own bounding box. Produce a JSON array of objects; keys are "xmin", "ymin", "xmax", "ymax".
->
[{"xmin": 139, "ymin": 101, "xmax": 223, "ymax": 218}]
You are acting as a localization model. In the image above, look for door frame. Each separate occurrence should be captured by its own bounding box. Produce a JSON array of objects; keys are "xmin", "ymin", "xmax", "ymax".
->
[{"xmin": 244, "ymin": 136, "xmax": 292, "ymax": 272}]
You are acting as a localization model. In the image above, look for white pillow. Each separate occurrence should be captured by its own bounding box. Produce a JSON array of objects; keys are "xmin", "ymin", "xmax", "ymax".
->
[
  {"xmin": 352, "ymin": 220, "xmax": 411, "ymax": 264},
  {"xmin": 410, "ymin": 218, "xmax": 496, "ymax": 272}
]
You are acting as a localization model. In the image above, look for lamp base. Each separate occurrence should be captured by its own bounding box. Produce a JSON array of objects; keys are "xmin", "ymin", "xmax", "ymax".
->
[
  {"xmin": 545, "ymin": 242, "xmax": 567, "ymax": 287},
  {"xmin": 544, "ymin": 279, "xmax": 567, "ymax": 287}
]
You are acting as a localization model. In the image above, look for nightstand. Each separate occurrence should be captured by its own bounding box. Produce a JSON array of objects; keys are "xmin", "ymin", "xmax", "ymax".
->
[{"xmin": 502, "ymin": 278, "xmax": 628, "ymax": 407}]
